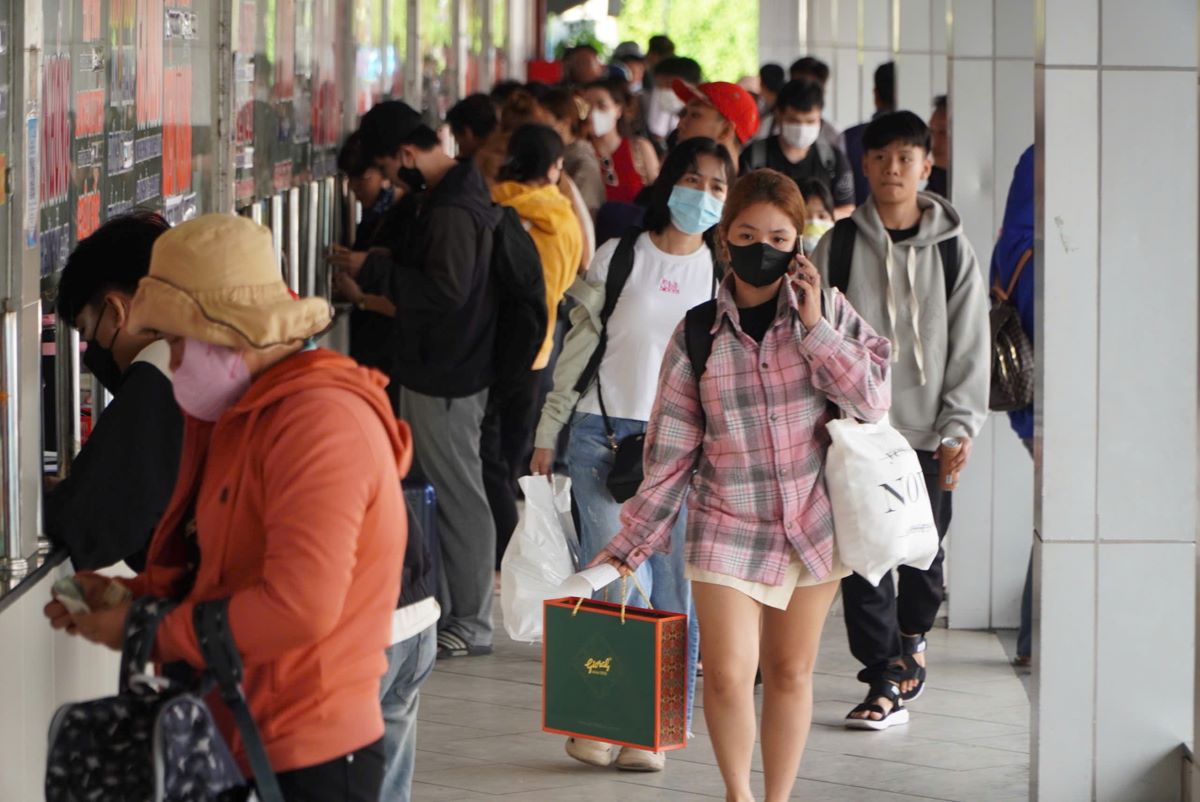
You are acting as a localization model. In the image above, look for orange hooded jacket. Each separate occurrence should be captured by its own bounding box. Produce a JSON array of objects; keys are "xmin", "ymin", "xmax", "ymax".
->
[{"xmin": 124, "ymin": 348, "xmax": 410, "ymax": 774}]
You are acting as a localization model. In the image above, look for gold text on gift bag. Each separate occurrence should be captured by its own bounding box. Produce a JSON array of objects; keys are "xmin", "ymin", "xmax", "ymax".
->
[{"xmin": 585, "ymin": 657, "xmax": 613, "ymax": 676}]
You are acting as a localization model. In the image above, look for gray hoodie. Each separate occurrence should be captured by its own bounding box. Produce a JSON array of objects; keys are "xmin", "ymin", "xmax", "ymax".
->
[{"xmin": 812, "ymin": 192, "xmax": 990, "ymax": 451}]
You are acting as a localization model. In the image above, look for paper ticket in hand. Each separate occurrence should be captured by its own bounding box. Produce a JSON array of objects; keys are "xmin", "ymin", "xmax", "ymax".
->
[{"xmin": 557, "ymin": 564, "xmax": 621, "ymax": 598}]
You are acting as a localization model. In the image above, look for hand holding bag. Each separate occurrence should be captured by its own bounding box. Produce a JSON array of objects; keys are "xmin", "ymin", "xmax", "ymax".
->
[
  {"xmin": 46, "ymin": 596, "xmax": 283, "ymax": 802},
  {"xmin": 825, "ymin": 416, "xmax": 939, "ymax": 586},
  {"xmin": 500, "ymin": 475, "xmax": 580, "ymax": 643}
]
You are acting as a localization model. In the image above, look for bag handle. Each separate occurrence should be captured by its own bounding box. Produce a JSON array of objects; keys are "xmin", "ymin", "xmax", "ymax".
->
[
  {"xmin": 571, "ymin": 573, "xmax": 653, "ymax": 625},
  {"xmin": 119, "ymin": 597, "xmax": 179, "ymax": 694},
  {"xmin": 195, "ymin": 599, "xmax": 285, "ymax": 802},
  {"xmin": 993, "ymin": 249, "xmax": 1033, "ymax": 302}
]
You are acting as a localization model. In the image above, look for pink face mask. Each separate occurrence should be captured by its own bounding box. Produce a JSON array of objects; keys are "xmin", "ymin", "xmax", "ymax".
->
[{"xmin": 172, "ymin": 337, "xmax": 252, "ymax": 422}]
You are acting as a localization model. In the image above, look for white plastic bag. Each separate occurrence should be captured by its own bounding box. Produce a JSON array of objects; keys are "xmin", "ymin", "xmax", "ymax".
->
[
  {"xmin": 500, "ymin": 475, "xmax": 579, "ymax": 643},
  {"xmin": 825, "ymin": 417, "xmax": 939, "ymax": 586}
]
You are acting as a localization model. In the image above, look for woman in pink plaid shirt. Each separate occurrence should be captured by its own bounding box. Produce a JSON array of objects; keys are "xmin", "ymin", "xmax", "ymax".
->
[{"xmin": 594, "ymin": 170, "xmax": 892, "ymax": 802}]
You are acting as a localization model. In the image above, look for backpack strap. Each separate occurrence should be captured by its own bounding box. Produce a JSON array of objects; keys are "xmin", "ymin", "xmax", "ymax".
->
[
  {"xmin": 573, "ymin": 228, "xmax": 642, "ymax": 394},
  {"xmin": 938, "ymin": 236, "xmax": 960, "ymax": 301},
  {"xmin": 684, "ymin": 300, "xmax": 719, "ymax": 379},
  {"xmin": 828, "ymin": 217, "xmax": 858, "ymax": 293},
  {"xmin": 746, "ymin": 138, "xmax": 769, "ymax": 172},
  {"xmin": 815, "ymin": 139, "xmax": 837, "ymax": 181},
  {"xmin": 195, "ymin": 599, "xmax": 285, "ymax": 802},
  {"xmin": 993, "ymin": 248, "xmax": 1032, "ymax": 303}
]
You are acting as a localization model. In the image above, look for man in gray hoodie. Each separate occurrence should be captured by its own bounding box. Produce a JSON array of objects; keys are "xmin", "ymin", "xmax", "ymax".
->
[{"xmin": 812, "ymin": 111, "xmax": 990, "ymax": 730}]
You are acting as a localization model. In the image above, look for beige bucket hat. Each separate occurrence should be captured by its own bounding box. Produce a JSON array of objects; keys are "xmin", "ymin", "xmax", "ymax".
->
[{"xmin": 127, "ymin": 214, "xmax": 332, "ymax": 349}]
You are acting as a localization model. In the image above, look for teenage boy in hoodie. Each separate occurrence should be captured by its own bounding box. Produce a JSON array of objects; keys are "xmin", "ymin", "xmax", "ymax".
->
[
  {"xmin": 812, "ymin": 110, "xmax": 990, "ymax": 730},
  {"xmin": 358, "ymin": 100, "xmax": 503, "ymax": 659}
]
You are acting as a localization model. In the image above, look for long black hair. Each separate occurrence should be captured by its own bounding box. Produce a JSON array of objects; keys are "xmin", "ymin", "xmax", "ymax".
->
[
  {"xmin": 498, "ymin": 124, "xmax": 565, "ymax": 184},
  {"xmin": 642, "ymin": 137, "xmax": 737, "ymax": 234}
]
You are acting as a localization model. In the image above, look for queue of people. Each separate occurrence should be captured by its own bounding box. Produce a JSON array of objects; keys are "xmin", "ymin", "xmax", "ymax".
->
[{"xmin": 38, "ymin": 33, "xmax": 1023, "ymax": 802}]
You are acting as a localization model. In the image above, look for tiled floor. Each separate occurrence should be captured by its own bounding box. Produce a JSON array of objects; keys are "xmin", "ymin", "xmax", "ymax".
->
[{"xmin": 411, "ymin": 607, "xmax": 1031, "ymax": 801}]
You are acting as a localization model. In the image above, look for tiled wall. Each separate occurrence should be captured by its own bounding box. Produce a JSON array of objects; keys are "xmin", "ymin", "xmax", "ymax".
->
[
  {"xmin": 943, "ymin": 0, "xmax": 1036, "ymax": 633},
  {"xmin": 0, "ymin": 565, "xmax": 122, "ymax": 800},
  {"xmin": 1034, "ymin": 0, "xmax": 1198, "ymax": 798}
]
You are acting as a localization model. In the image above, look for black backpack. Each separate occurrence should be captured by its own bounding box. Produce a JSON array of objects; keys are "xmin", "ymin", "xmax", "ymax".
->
[
  {"xmin": 490, "ymin": 205, "xmax": 548, "ymax": 400},
  {"xmin": 744, "ymin": 136, "xmax": 838, "ymax": 185},
  {"xmin": 827, "ymin": 217, "xmax": 960, "ymax": 301}
]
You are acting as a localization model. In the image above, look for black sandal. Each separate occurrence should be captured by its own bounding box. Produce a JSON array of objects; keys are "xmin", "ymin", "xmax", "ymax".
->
[
  {"xmin": 899, "ymin": 633, "xmax": 927, "ymax": 702},
  {"xmin": 845, "ymin": 681, "xmax": 909, "ymax": 731}
]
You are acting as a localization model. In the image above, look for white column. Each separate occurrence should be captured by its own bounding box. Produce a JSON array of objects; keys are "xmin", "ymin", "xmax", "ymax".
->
[
  {"xmin": 807, "ymin": 0, "xmax": 894, "ymax": 130},
  {"xmin": 1035, "ymin": 1, "xmax": 1197, "ymax": 799},
  {"xmin": 943, "ymin": 0, "xmax": 1034, "ymax": 631},
  {"xmin": 758, "ymin": 0, "xmax": 805, "ymax": 72},
  {"xmin": 894, "ymin": 0, "xmax": 932, "ymax": 114}
]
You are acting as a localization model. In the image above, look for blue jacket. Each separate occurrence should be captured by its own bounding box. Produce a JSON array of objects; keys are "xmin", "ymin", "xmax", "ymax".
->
[{"xmin": 990, "ymin": 145, "xmax": 1035, "ymax": 440}]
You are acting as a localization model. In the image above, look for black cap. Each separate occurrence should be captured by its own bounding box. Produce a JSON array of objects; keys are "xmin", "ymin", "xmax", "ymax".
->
[{"xmin": 359, "ymin": 101, "xmax": 426, "ymax": 159}]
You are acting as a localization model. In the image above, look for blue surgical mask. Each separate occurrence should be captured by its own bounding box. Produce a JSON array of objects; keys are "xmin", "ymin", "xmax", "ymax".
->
[{"xmin": 667, "ymin": 185, "xmax": 724, "ymax": 235}]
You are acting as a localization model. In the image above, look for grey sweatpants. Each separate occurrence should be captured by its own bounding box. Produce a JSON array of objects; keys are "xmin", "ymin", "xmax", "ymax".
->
[{"xmin": 399, "ymin": 386, "xmax": 495, "ymax": 647}]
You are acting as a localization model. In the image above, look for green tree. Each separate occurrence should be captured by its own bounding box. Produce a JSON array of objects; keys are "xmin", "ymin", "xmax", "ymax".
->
[{"xmin": 616, "ymin": 0, "xmax": 758, "ymax": 82}]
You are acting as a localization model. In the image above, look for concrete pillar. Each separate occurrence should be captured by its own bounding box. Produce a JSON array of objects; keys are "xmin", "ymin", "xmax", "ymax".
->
[
  {"xmin": 943, "ymin": 0, "xmax": 1035, "ymax": 631},
  {"xmin": 802, "ymin": 0, "xmax": 893, "ymax": 131},
  {"xmin": 1034, "ymin": 1, "xmax": 1197, "ymax": 798}
]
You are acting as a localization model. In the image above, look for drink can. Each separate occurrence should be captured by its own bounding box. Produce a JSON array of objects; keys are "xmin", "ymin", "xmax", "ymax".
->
[{"xmin": 939, "ymin": 437, "xmax": 963, "ymax": 490}]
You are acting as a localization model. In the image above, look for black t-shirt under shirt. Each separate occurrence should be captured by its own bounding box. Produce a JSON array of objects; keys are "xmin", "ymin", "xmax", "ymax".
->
[
  {"xmin": 740, "ymin": 136, "xmax": 855, "ymax": 207},
  {"xmin": 887, "ymin": 224, "xmax": 921, "ymax": 243},
  {"xmin": 738, "ymin": 294, "xmax": 780, "ymax": 344}
]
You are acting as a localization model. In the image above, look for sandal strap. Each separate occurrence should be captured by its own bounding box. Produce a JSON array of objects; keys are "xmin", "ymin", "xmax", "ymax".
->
[
  {"xmin": 849, "ymin": 702, "xmax": 889, "ymax": 718},
  {"xmin": 901, "ymin": 633, "xmax": 927, "ymax": 655},
  {"xmin": 865, "ymin": 681, "xmax": 901, "ymax": 705}
]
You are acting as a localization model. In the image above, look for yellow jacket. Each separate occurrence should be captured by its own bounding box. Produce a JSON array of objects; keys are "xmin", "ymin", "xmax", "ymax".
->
[{"xmin": 492, "ymin": 180, "xmax": 584, "ymax": 369}]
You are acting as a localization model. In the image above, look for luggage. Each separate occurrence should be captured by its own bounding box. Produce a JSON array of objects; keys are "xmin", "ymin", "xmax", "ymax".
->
[
  {"xmin": 46, "ymin": 597, "xmax": 283, "ymax": 802},
  {"xmin": 543, "ymin": 585, "xmax": 688, "ymax": 752},
  {"xmin": 403, "ymin": 480, "xmax": 441, "ymax": 592}
]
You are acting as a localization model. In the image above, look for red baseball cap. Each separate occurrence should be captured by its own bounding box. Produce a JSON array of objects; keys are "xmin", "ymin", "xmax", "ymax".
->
[{"xmin": 673, "ymin": 79, "xmax": 761, "ymax": 145}]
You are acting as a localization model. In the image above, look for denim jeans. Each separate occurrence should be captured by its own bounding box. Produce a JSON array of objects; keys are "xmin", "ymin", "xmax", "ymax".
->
[
  {"xmin": 567, "ymin": 411, "xmax": 699, "ymax": 732},
  {"xmin": 379, "ymin": 624, "xmax": 437, "ymax": 802}
]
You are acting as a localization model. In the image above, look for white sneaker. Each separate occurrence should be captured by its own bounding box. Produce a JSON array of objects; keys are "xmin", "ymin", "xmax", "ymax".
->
[
  {"xmin": 614, "ymin": 746, "xmax": 666, "ymax": 772},
  {"xmin": 564, "ymin": 737, "xmax": 616, "ymax": 767}
]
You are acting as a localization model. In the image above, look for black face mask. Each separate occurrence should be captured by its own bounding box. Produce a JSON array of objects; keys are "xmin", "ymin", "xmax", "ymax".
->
[
  {"xmin": 396, "ymin": 165, "xmax": 426, "ymax": 193},
  {"xmin": 727, "ymin": 241, "xmax": 795, "ymax": 288},
  {"xmin": 82, "ymin": 303, "xmax": 124, "ymax": 393},
  {"xmin": 83, "ymin": 340, "xmax": 124, "ymax": 393}
]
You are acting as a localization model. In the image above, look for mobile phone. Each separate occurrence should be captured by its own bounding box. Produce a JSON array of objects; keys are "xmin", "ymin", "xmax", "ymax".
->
[{"xmin": 52, "ymin": 577, "xmax": 91, "ymax": 616}]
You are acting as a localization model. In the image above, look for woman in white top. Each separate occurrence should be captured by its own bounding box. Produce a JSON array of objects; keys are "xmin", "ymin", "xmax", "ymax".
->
[{"xmin": 530, "ymin": 137, "xmax": 735, "ymax": 772}]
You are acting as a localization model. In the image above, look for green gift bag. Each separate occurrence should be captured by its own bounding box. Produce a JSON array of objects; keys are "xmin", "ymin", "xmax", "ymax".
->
[{"xmin": 542, "ymin": 585, "xmax": 688, "ymax": 752}]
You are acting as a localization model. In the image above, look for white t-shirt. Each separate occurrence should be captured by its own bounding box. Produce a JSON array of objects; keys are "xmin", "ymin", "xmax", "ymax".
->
[{"xmin": 577, "ymin": 232, "xmax": 715, "ymax": 422}]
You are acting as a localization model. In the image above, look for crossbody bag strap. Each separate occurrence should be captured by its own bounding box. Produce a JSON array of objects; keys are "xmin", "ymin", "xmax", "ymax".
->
[
  {"xmin": 994, "ymin": 248, "xmax": 1033, "ymax": 302},
  {"xmin": 195, "ymin": 599, "xmax": 284, "ymax": 802}
]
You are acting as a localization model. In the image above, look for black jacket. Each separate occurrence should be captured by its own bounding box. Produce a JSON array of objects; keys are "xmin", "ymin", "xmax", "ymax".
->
[
  {"xmin": 45, "ymin": 348, "xmax": 183, "ymax": 571},
  {"xmin": 363, "ymin": 159, "xmax": 501, "ymax": 398}
]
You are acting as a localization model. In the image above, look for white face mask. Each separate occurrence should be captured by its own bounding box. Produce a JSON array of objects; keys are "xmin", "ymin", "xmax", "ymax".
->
[
  {"xmin": 590, "ymin": 109, "xmax": 618, "ymax": 138},
  {"xmin": 917, "ymin": 178, "xmax": 929, "ymax": 192},
  {"xmin": 781, "ymin": 122, "xmax": 821, "ymax": 150}
]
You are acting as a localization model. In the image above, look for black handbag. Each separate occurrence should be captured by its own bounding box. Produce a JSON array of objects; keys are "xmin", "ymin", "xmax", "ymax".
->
[
  {"xmin": 45, "ymin": 597, "xmax": 284, "ymax": 802},
  {"xmin": 597, "ymin": 378, "xmax": 646, "ymax": 503},
  {"xmin": 989, "ymin": 249, "xmax": 1035, "ymax": 412}
]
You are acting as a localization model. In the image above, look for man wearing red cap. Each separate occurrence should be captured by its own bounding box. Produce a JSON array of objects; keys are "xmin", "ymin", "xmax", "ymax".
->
[{"xmin": 673, "ymin": 79, "xmax": 760, "ymax": 159}]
